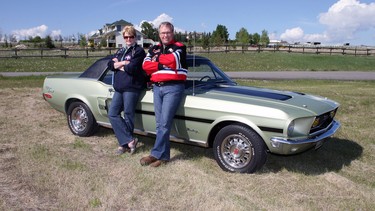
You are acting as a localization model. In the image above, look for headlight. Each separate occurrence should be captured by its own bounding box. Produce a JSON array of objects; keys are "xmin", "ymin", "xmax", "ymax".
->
[
  {"xmin": 312, "ymin": 117, "xmax": 320, "ymax": 128},
  {"xmin": 330, "ymin": 110, "xmax": 336, "ymax": 118},
  {"xmin": 287, "ymin": 120, "xmax": 295, "ymax": 136}
]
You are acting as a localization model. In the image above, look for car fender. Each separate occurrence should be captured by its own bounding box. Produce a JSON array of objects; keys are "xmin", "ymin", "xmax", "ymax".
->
[{"xmin": 210, "ymin": 115, "xmax": 267, "ymax": 144}]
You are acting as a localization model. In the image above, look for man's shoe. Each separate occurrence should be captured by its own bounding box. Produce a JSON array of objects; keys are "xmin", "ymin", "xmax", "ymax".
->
[
  {"xmin": 140, "ymin": 155, "xmax": 157, "ymax": 166},
  {"xmin": 149, "ymin": 160, "xmax": 167, "ymax": 167}
]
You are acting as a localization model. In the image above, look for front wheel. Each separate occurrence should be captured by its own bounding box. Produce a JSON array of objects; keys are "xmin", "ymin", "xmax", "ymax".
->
[
  {"xmin": 67, "ymin": 102, "xmax": 99, "ymax": 137},
  {"xmin": 213, "ymin": 125, "xmax": 267, "ymax": 173}
]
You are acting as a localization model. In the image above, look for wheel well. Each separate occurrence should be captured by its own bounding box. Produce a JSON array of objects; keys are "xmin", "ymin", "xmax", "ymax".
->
[
  {"xmin": 207, "ymin": 121, "xmax": 261, "ymax": 148},
  {"xmin": 65, "ymin": 98, "xmax": 83, "ymax": 113}
]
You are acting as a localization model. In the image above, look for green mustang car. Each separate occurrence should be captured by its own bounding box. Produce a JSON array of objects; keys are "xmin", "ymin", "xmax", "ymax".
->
[{"xmin": 42, "ymin": 55, "xmax": 340, "ymax": 173}]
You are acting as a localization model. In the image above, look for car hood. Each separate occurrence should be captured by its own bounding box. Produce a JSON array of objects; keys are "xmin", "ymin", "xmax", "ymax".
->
[
  {"xmin": 193, "ymin": 84, "xmax": 339, "ymax": 117},
  {"xmin": 45, "ymin": 73, "xmax": 81, "ymax": 79}
]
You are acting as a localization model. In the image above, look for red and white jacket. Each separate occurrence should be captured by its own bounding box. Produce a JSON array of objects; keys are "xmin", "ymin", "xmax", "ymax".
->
[{"xmin": 142, "ymin": 40, "xmax": 188, "ymax": 83}]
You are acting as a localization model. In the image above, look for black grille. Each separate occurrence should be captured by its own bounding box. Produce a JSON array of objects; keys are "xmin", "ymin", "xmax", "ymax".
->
[{"xmin": 309, "ymin": 109, "xmax": 337, "ymax": 134}]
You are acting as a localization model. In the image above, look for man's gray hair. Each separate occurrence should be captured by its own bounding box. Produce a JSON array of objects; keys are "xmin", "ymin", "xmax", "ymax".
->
[{"xmin": 159, "ymin": 22, "xmax": 174, "ymax": 32}]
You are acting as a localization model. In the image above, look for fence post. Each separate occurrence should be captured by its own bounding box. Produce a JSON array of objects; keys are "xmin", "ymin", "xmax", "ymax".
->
[
  {"xmin": 41, "ymin": 49, "xmax": 43, "ymax": 58},
  {"xmin": 86, "ymin": 49, "xmax": 89, "ymax": 58}
]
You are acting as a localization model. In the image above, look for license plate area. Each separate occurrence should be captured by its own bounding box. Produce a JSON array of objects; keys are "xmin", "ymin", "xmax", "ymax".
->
[{"xmin": 314, "ymin": 140, "xmax": 325, "ymax": 150}]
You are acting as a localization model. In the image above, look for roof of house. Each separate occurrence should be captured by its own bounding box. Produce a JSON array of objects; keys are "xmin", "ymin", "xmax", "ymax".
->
[{"xmin": 106, "ymin": 19, "xmax": 133, "ymax": 27}]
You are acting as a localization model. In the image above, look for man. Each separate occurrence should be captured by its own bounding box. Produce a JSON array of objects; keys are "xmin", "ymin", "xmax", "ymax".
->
[{"xmin": 141, "ymin": 22, "xmax": 188, "ymax": 167}]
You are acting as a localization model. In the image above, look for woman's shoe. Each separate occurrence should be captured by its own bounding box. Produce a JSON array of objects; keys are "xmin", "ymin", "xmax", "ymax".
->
[
  {"xmin": 128, "ymin": 138, "xmax": 138, "ymax": 154},
  {"xmin": 115, "ymin": 146, "xmax": 129, "ymax": 155}
]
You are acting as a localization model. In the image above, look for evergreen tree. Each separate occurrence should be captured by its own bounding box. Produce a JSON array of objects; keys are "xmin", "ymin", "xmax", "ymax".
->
[
  {"xmin": 235, "ymin": 27, "xmax": 250, "ymax": 44},
  {"xmin": 211, "ymin": 24, "xmax": 229, "ymax": 46},
  {"xmin": 252, "ymin": 33, "xmax": 261, "ymax": 45},
  {"xmin": 79, "ymin": 34, "xmax": 87, "ymax": 47},
  {"xmin": 259, "ymin": 30, "xmax": 270, "ymax": 47},
  {"xmin": 45, "ymin": 35, "xmax": 55, "ymax": 48},
  {"xmin": 141, "ymin": 21, "xmax": 158, "ymax": 41},
  {"xmin": 202, "ymin": 32, "xmax": 210, "ymax": 49}
]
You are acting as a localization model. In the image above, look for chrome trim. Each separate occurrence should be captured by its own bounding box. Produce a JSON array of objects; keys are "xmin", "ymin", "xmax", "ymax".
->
[
  {"xmin": 270, "ymin": 120, "xmax": 340, "ymax": 146},
  {"xmin": 96, "ymin": 122, "xmax": 208, "ymax": 147}
]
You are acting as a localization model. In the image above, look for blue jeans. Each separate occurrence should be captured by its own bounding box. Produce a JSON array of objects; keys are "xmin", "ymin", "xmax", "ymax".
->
[
  {"xmin": 109, "ymin": 91, "xmax": 140, "ymax": 147},
  {"xmin": 151, "ymin": 83, "xmax": 185, "ymax": 161}
]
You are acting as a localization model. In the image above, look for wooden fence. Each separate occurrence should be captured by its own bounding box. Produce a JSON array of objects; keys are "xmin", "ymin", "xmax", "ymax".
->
[{"xmin": 0, "ymin": 45, "xmax": 373, "ymax": 59}]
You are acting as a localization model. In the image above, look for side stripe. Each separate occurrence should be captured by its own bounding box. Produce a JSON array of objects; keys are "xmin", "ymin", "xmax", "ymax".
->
[{"xmin": 136, "ymin": 109, "xmax": 284, "ymax": 134}]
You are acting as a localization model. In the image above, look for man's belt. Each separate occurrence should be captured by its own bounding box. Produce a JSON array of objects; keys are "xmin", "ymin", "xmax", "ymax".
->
[{"xmin": 154, "ymin": 80, "xmax": 185, "ymax": 86}]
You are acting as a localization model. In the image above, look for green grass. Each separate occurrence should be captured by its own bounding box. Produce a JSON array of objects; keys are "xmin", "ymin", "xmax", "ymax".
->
[
  {"xmin": 0, "ymin": 57, "xmax": 97, "ymax": 72},
  {"xmin": 201, "ymin": 52, "xmax": 375, "ymax": 71},
  {"xmin": 0, "ymin": 75, "xmax": 44, "ymax": 88},
  {"xmin": 1, "ymin": 52, "xmax": 375, "ymax": 72}
]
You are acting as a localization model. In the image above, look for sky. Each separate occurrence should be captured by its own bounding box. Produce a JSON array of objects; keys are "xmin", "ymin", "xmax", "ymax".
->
[{"xmin": 1, "ymin": 0, "xmax": 375, "ymax": 46}]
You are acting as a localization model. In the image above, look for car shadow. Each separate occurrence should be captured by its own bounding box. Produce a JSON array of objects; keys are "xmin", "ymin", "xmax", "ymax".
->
[
  {"xmin": 95, "ymin": 128, "xmax": 362, "ymax": 175},
  {"xmin": 259, "ymin": 138, "xmax": 363, "ymax": 175},
  {"xmin": 167, "ymin": 137, "xmax": 363, "ymax": 175}
]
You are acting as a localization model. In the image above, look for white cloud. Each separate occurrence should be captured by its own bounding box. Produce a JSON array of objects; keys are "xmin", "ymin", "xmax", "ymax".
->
[
  {"xmin": 279, "ymin": 0, "xmax": 375, "ymax": 44},
  {"xmin": 12, "ymin": 25, "xmax": 48, "ymax": 40},
  {"xmin": 280, "ymin": 27, "xmax": 304, "ymax": 42},
  {"xmin": 318, "ymin": 0, "xmax": 375, "ymax": 42},
  {"xmin": 50, "ymin": 30, "xmax": 62, "ymax": 39},
  {"xmin": 137, "ymin": 13, "xmax": 184, "ymax": 32},
  {"xmin": 151, "ymin": 13, "xmax": 173, "ymax": 28}
]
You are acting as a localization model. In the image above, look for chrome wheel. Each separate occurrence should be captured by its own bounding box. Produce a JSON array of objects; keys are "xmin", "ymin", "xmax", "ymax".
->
[
  {"xmin": 213, "ymin": 125, "xmax": 267, "ymax": 173},
  {"xmin": 221, "ymin": 134, "xmax": 253, "ymax": 169},
  {"xmin": 67, "ymin": 102, "xmax": 99, "ymax": 137},
  {"xmin": 70, "ymin": 105, "xmax": 88, "ymax": 132}
]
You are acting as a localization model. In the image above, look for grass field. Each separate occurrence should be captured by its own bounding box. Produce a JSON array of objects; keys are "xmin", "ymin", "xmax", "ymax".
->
[
  {"xmin": 0, "ymin": 77, "xmax": 374, "ymax": 210},
  {"xmin": 1, "ymin": 52, "xmax": 375, "ymax": 72}
]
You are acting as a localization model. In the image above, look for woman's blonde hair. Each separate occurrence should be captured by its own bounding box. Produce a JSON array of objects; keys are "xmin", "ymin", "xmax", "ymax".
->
[{"xmin": 122, "ymin": 25, "xmax": 136, "ymax": 37}]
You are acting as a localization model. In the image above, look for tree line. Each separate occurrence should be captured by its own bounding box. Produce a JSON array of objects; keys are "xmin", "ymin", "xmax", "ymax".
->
[
  {"xmin": 140, "ymin": 23, "xmax": 270, "ymax": 48},
  {"xmin": 0, "ymin": 23, "xmax": 270, "ymax": 49}
]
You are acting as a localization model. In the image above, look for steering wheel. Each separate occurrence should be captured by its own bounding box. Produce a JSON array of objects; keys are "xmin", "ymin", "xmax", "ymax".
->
[{"xmin": 199, "ymin": 75, "xmax": 212, "ymax": 81}]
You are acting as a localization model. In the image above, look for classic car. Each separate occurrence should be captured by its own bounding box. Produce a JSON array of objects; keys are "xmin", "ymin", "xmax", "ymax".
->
[{"xmin": 42, "ymin": 55, "xmax": 340, "ymax": 173}]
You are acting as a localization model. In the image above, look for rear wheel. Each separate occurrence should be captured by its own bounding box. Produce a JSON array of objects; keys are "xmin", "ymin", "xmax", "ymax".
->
[
  {"xmin": 213, "ymin": 125, "xmax": 267, "ymax": 173},
  {"xmin": 67, "ymin": 102, "xmax": 99, "ymax": 137}
]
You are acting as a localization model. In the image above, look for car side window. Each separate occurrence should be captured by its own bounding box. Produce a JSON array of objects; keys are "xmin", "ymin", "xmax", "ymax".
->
[{"xmin": 100, "ymin": 70, "xmax": 113, "ymax": 85}]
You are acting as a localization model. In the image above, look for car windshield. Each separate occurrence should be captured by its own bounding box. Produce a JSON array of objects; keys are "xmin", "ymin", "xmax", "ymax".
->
[{"xmin": 185, "ymin": 55, "xmax": 236, "ymax": 88}]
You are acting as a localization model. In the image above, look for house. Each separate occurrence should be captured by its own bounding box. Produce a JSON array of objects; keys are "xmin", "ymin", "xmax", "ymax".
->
[{"xmin": 91, "ymin": 19, "xmax": 156, "ymax": 48}]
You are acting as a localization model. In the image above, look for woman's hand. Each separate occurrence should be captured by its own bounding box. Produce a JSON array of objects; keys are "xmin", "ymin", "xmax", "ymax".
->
[{"xmin": 114, "ymin": 61, "xmax": 130, "ymax": 71}]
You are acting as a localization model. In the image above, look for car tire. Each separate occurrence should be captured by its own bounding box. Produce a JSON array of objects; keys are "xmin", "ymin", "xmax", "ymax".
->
[
  {"xmin": 67, "ymin": 102, "xmax": 99, "ymax": 137},
  {"xmin": 213, "ymin": 124, "xmax": 267, "ymax": 173}
]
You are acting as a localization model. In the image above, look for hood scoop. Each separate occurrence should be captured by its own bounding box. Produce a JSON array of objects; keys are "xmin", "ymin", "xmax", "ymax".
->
[{"xmin": 217, "ymin": 87, "xmax": 292, "ymax": 101}]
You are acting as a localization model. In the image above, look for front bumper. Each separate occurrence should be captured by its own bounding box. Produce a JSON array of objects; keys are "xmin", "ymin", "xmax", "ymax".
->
[{"xmin": 269, "ymin": 120, "xmax": 341, "ymax": 154}]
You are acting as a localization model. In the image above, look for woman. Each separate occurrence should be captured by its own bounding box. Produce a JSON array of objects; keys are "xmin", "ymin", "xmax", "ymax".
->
[{"xmin": 107, "ymin": 25, "xmax": 146, "ymax": 155}]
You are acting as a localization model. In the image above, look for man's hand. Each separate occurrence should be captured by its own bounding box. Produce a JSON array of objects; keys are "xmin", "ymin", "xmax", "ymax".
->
[{"xmin": 151, "ymin": 54, "xmax": 159, "ymax": 62}]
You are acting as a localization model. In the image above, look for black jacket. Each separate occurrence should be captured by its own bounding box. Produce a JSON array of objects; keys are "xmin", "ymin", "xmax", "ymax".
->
[{"xmin": 108, "ymin": 44, "xmax": 147, "ymax": 92}]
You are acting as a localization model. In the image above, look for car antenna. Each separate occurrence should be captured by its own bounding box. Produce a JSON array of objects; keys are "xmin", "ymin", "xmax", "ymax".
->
[{"xmin": 192, "ymin": 31, "xmax": 196, "ymax": 96}]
